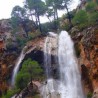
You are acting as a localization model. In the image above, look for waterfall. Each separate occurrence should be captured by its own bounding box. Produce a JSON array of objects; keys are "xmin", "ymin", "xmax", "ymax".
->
[
  {"xmin": 11, "ymin": 49, "xmax": 25, "ymax": 86},
  {"xmin": 40, "ymin": 32, "xmax": 59, "ymax": 98},
  {"xmin": 40, "ymin": 31, "xmax": 85, "ymax": 98},
  {"xmin": 58, "ymin": 31, "xmax": 85, "ymax": 98}
]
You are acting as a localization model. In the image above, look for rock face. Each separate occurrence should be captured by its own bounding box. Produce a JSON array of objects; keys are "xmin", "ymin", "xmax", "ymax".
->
[
  {"xmin": 72, "ymin": 26, "xmax": 98, "ymax": 95},
  {"xmin": 0, "ymin": 18, "xmax": 45, "ymax": 96},
  {"xmin": 92, "ymin": 89, "xmax": 98, "ymax": 98},
  {"xmin": 0, "ymin": 19, "xmax": 12, "ymax": 50}
]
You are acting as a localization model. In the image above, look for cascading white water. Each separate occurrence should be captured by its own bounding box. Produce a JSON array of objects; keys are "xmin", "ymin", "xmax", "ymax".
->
[
  {"xmin": 58, "ymin": 31, "xmax": 85, "ymax": 98},
  {"xmin": 40, "ymin": 32, "xmax": 59, "ymax": 98},
  {"xmin": 41, "ymin": 31, "xmax": 85, "ymax": 98},
  {"xmin": 44, "ymin": 37, "xmax": 52, "ymax": 78},
  {"xmin": 11, "ymin": 49, "xmax": 25, "ymax": 86}
]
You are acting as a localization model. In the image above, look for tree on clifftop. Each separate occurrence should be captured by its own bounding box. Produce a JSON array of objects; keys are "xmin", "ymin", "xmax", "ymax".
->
[
  {"xmin": 11, "ymin": 5, "xmax": 30, "ymax": 37},
  {"xmin": 60, "ymin": 0, "xmax": 73, "ymax": 27},
  {"xmin": 24, "ymin": 0, "xmax": 47, "ymax": 33}
]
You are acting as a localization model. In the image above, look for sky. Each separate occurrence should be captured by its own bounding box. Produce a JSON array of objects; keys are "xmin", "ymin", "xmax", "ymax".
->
[
  {"xmin": 0, "ymin": 0, "xmax": 79, "ymax": 23},
  {"xmin": 0, "ymin": 0, "xmax": 24, "ymax": 19}
]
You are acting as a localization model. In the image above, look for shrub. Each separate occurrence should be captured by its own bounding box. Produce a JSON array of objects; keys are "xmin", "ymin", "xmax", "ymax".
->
[
  {"xmin": 41, "ymin": 21, "xmax": 57, "ymax": 33},
  {"xmin": 15, "ymin": 72, "xmax": 30, "ymax": 89},
  {"xmin": 88, "ymin": 12, "xmax": 98, "ymax": 25},
  {"xmin": 15, "ymin": 58, "xmax": 44, "ymax": 89},
  {"xmin": 87, "ymin": 92, "xmax": 93, "ymax": 98},
  {"xmin": 60, "ymin": 22, "xmax": 70, "ymax": 31},
  {"xmin": 16, "ymin": 36, "xmax": 27, "ymax": 48},
  {"xmin": 87, "ymin": 0, "xmax": 92, "ymax": 2},
  {"xmin": 2, "ymin": 89, "xmax": 20, "ymax": 98},
  {"xmin": 86, "ymin": 2, "xmax": 97, "ymax": 12},
  {"xmin": 72, "ymin": 10, "xmax": 88, "ymax": 29}
]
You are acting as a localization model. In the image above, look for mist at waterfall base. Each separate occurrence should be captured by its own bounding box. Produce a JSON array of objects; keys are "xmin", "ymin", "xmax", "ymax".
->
[{"xmin": 40, "ymin": 31, "xmax": 85, "ymax": 98}]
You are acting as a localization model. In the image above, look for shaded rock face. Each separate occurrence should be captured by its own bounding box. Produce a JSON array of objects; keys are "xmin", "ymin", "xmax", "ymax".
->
[
  {"xmin": 0, "ymin": 40, "xmax": 5, "ymax": 52},
  {"xmin": 92, "ymin": 89, "xmax": 98, "ymax": 98},
  {"xmin": 23, "ymin": 49, "xmax": 44, "ymax": 67},
  {"xmin": 72, "ymin": 26, "xmax": 98, "ymax": 95},
  {"xmin": 0, "ymin": 53, "xmax": 18, "ymax": 96},
  {"xmin": 0, "ymin": 19, "xmax": 12, "ymax": 51}
]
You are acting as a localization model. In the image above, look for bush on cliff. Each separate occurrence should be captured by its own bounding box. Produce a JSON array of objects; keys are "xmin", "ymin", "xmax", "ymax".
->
[
  {"xmin": 72, "ymin": 10, "xmax": 88, "ymax": 29},
  {"xmin": 86, "ymin": 1, "xmax": 97, "ymax": 13},
  {"xmin": 88, "ymin": 12, "xmax": 98, "ymax": 25},
  {"xmin": 2, "ymin": 89, "xmax": 20, "ymax": 98},
  {"xmin": 15, "ymin": 58, "xmax": 44, "ymax": 90}
]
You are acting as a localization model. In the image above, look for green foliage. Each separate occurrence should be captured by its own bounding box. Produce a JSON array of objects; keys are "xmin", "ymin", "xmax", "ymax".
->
[
  {"xmin": 87, "ymin": 0, "xmax": 92, "ymax": 2},
  {"xmin": 85, "ymin": 1, "xmax": 98, "ymax": 26},
  {"xmin": 15, "ymin": 58, "xmax": 43, "ymax": 89},
  {"xmin": 2, "ymin": 89, "xmax": 20, "ymax": 98},
  {"xmin": 72, "ymin": 10, "xmax": 88, "ymax": 29},
  {"xmin": 72, "ymin": 1, "xmax": 98, "ymax": 27},
  {"xmin": 16, "ymin": 37, "xmax": 27, "ymax": 48},
  {"xmin": 11, "ymin": 5, "xmax": 27, "ymax": 33},
  {"xmin": 21, "ymin": 58, "xmax": 43, "ymax": 76},
  {"xmin": 33, "ymin": 94, "xmax": 40, "ymax": 98},
  {"xmin": 15, "ymin": 72, "xmax": 30, "ymax": 89},
  {"xmin": 11, "ymin": 6, "xmax": 26, "ymax": 19},
  {"xmin": 87, "ymin": 92, "xmax": 93, "ymax": 98},
  {"xmin": 86, "ymin": 2, "xmax": 97, "ymax": 12},
  {"xmin": 46, "ymin": 0, "xmax": 62, "ymax": 9},
  {"xmin": 41, "ymin": 21, "xmax": 57, "ymax": 33},
  {"xmin": 60, "ymin": 22, "xmax": 70, "ymax": 31},
  {"xmin": 25, "ymin": 0, "xmax": 47, "ymax": 16},
  {"xmin": 11, "ymin": 17, "xmax": 20, "ymax": 33},
  {"xmin": 88, "ymin": 12, "xmax": 98, "ymax": 25},
  {"xmin": 66, "ymin": 10, "xmax": 76, "ymax": 19},
  {"xmin": 24, "ymin": 0, "xmax": 47, "ymax": 32},
  {"xmin": 28, "ymin": 30, "xmax": 41, "ymax": 40}
]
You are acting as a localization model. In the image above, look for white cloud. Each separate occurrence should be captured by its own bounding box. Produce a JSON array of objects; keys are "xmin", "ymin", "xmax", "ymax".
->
[{"xmin": 0, "ymin": 0, "xmax": 24, "ymax": 19}]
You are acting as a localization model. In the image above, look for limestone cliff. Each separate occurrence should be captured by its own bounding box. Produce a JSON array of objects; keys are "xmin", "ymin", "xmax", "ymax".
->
[{"xmin": 71, "ymin": 26, "xmax": 98, "ymax": 96}]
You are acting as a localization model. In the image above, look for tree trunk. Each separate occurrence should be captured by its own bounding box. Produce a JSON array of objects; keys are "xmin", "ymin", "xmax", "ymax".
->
[
  {"xmin": 37, "ymin": 14, "xmax": 42, "ymax": 33},
  {"xmin": 30, "ymin": 10, "xmax": 37, "ymax": 27},
  {"xmin": 53, "ymin": 11, "xmax": 57, "ymax": 30},
  {"xmin": 55, "ymin": 9, "xmax": 59, "ymax": 29},
  {"xmin": 30, "ymin": 72, "xmax": 33, "ymax": 87},
  {"xmin": 65, "ymin": 4, "xmax": 73, "ymax": 28},
  {"xmin": 35, "ymin": 13, "xmax": 38, "ymax": 27},
  {"xmin": 46, "ymin": 15, "xmax": 51, "ymax": 22},
  {"xmin": 55, "ymin": 9, "xmax": 58, "ymax": 21}
]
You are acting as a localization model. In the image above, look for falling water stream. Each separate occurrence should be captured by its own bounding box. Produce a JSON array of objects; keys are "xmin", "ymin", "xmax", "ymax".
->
[
  {"xmin": 58, "ymin": 31, "xmax": 85, "ymax": 98},
  {"xmin": 40, "ymin": 32, "xmax": 59, "ymax": 98},
  {"xmin": 40, "ymin": 31, "xmax": 85, "ymax": 98},
  {"xmin": 11, "ymin": 47, "xmax": 26, "ymax": 86}
]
